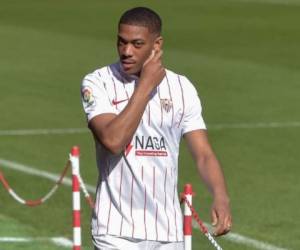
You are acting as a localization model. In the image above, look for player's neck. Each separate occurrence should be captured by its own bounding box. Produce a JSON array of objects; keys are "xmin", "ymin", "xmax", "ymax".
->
[{"xmin": 118, "ymin": 62, "xmax": 139, "ymax": 81}]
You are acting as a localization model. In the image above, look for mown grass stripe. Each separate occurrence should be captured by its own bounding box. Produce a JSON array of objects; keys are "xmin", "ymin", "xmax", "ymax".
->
[
  {"xmin": 0, "ymin": 121, "xmax": 299, "ymax": 137},
  {"xmin": 0, "ymin": 158, "xmax": 290, "ymax": 250}
]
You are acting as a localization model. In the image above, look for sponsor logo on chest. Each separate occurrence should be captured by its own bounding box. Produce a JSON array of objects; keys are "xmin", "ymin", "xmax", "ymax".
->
[{"xmin": 133, "ymin": 135, "xmax": 168, "ymax": 157}]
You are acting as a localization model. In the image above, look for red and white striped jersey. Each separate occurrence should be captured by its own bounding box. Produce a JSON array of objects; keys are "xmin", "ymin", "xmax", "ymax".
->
[{"xmin": 81, "ymin": 62, "xmax": 206, "ymax": 242}]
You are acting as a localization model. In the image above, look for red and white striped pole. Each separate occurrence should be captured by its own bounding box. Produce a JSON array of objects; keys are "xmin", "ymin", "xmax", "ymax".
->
[
  {"xmin": 183, "ymin": 183, "xmax": 193, "ymax": 250},
  {"xmin": 70, "ymin": 146, "xmax": 81, "ymax": 250}
]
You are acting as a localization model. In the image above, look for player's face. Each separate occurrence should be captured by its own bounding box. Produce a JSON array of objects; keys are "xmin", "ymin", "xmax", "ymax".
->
[{"xmin": 117, "ymin": 24, "xmax": 162, "ymax": 76}]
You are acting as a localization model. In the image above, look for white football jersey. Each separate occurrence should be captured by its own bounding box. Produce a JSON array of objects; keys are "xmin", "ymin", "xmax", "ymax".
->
[{"xmin": 81, "ymin": 62, "xmax": 206, "ymax": 242}]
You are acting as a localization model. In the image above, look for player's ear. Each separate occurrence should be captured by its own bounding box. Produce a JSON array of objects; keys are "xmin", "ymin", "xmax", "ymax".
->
[{"xmin": 153, "ymin": 36, "xmax": 163, "ymax": 52}]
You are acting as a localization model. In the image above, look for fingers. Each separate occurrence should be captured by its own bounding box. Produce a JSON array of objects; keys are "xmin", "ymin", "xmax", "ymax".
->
[
  {"xmin": 143, "ymin": 49, "xmax": 163, "ymax": 67},
  {"xmin": 213, "ymin": 217, "xmax": 232, "ymax": 236},
  {"xmin": 211, "ymin": 209, "xmax": 217, "ymax": 226},
  {"xmin": 224, "ymin": 214, "xmax": 232, "ymax": 231},
  {"xmin": 211, "ymin": 208, "xmax": 232, "ymax": 237},
  {"xmin": 143, "ymin": 50, "xmax": 155, "ymax": 67},
  {"xmin": 140, "ymin": 48, "xmax": 165, "ymax": 89},
  {"xmin": 153, "ymin": 49, "xmax": 163, "ymax": 62}
]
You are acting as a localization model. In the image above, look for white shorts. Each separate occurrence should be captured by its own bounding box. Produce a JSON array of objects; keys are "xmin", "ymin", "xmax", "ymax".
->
[{"xmin": 93, "ymin": 234, "xmax": 184, "ymax": 250}]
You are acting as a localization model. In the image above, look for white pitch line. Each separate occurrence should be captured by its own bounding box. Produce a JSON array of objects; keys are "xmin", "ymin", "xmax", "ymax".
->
[
  {"xmin": 0, "ymin": 237, "xmax": 31, "ymax": 242},
  {"xmin": 224, "ymin": 233, "xmax": 289, "ymax": 250},
  {"xmin": 194, "ymin": 221, "xmax": 290, "ymax": 250},
  {"xmin": 207, "ymin": 121, "xmax": 300, "ymax": 130},
  {"xmin": 0, "ymin": 158, "xmax": 95, "ymax": 193},
  {"xmin": 0, "ymin": 127, "xmax": 89, "ymax": 136},
  {"xmin": 233, "ymin": 0, "xmax": 300, "ymax": 5},
  {"xmin": 0, "ymin": 121, "xmax": 299, "ymax": 137},
  {"xmin": 51, "ymin": 237, "xmax": 73, "ymax": 247},
  {"xmin": 0, "ymin": 237, "xmax": 73, "ymax": 247},
  {"xmin": 0, "ymin": 158, "xmax": 290, "ymax": 250}
]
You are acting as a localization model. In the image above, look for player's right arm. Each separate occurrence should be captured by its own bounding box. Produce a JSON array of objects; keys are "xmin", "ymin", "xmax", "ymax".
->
[{"xmin": 87, "ymin": 51, "xmax": 164, "ymax": 155}]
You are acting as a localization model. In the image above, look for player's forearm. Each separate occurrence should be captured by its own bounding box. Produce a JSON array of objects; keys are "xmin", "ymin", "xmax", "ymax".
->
[
  {"xmin": 196, "ymin": 154, "xmax": 230, "ymax": 202},
  {"xmin": 99, "ymin": 83, "xmax": 153, "ymax": 154}
]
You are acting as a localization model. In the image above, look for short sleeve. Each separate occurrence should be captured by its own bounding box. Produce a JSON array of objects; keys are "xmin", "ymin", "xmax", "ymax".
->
[
  {"xmin": 81, "ymin": 73, "xmax": 116, "ymax": 122},
  {"xmin": 181, "ymin": 77, "xmax": 206, "ymax": 134}
]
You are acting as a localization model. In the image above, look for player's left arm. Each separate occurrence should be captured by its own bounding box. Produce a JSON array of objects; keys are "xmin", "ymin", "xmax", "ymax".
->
[{"xmin": 184, "ymin": 129, "xmax": 232, "ymax": 236}]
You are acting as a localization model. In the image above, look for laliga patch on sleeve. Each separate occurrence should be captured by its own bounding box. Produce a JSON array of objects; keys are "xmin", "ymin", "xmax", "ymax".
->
[{"xmin": 81, "ymin": 86, "xmax": 95, "ymax": 107}]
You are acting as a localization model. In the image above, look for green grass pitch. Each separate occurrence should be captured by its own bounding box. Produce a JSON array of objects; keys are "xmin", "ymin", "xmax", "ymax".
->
[{"xmin": 0, "ymin": 0, "xmax": 300, "ymax": 249}]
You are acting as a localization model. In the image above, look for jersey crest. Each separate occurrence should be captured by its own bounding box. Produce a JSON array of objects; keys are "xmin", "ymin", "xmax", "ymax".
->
[{"xmin": 160, "ymin": 98, "xmax": 173, "ymax": 113}]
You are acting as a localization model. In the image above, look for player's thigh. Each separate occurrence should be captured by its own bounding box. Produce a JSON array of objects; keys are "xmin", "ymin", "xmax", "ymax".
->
[
  {"xmin": 93, "ymin": 234, "xmax": 146, "ymax": 250},
  {"xmin": 155, "ymin": 241, "xmax": 184, "ymax": 250}
]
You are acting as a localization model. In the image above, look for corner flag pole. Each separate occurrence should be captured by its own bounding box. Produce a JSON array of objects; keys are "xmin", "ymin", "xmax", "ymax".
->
[
  {"xmin": 70, "ymin": 146, "xmax": 81, "ymax": 250},
  {"xmin": 183, "ymin": 183, "xmax": 193, "ymax": 250}
]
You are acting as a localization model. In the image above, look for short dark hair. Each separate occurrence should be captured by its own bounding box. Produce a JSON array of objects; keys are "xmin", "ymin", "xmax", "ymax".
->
[{"xmin": 119, "ymin": 7, "xmax": 162, "ymax": 35}]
